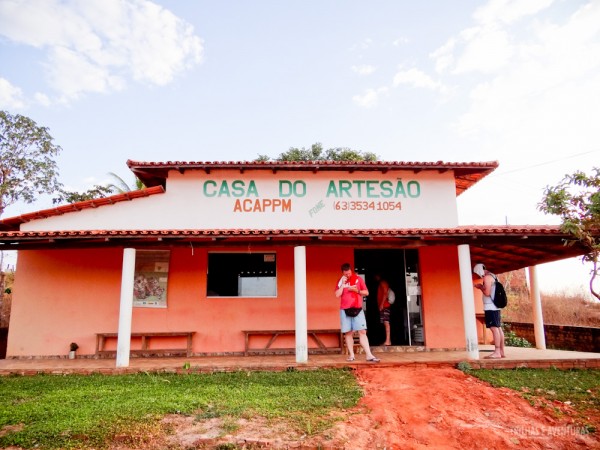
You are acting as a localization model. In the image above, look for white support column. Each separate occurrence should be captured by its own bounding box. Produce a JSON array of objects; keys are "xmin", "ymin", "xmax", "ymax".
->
[
  {"xmin": 458, "ymin": 244, "xmax": 479, "ymax": 359},
  {"xmin": 528, "ymin": 265, "xmax": 546, "ymax": 349},
  {"xmin": 116, "ymin": 248, "xmax": 136, "ymax": 368},
  {"xmin": 294, "ymin": 246, "xmax": 308, "ymax": 363}
]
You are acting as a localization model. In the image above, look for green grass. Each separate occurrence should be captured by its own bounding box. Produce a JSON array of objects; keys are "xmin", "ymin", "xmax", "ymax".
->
[
  {"xmin": 0, "ymin": 369, "xmax": 362, "ymax": 449},
  {"xmin": 4, "ymin": 367, "xmax": 598, "ymax": 448},
  {"xmin": 468, "ymin": 367, "xmax": 600, "ymax": 432}
]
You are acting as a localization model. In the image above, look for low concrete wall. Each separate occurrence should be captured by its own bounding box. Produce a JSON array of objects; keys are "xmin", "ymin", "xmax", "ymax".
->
[{"xmin": 506, "ymin": 322, "xmax": 599, "ymax": 353}]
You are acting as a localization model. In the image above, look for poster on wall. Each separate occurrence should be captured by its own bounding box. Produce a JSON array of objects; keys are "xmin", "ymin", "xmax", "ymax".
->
[{"xmin": 133, "ymin": 250, "xmax": 170, "ymax": 308}]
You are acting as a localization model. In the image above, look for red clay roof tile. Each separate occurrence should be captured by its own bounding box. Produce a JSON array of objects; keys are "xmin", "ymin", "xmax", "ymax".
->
[{"xmin": 0, "ymin": 225, "xmax": 592, "ymax": 275}]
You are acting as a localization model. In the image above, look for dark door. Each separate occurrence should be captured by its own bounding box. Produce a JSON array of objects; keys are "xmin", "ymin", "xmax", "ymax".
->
[{"xmin": 354, "ymin": 249, "xmax": 409, "ymax": 346}]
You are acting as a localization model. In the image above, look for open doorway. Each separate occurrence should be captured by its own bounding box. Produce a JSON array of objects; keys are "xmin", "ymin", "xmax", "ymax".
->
[{"xmin": 354, "ymin": 249, "xmax": 422, "ymax": 346}]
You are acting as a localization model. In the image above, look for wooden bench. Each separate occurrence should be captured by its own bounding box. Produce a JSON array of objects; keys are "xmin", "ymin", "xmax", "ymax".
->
[
  {"xmin": 242, "ymin": 329, "xmax": 343, "ymax": 356},
  {"xmin": 95, "ymin": 331, "xmax": 195, "ymax": 357},
  {"xmin": 475, "ymin": 313, "xmax": 488, "ymax": 344}
]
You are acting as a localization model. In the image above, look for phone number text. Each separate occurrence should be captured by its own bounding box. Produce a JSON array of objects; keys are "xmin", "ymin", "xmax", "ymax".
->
[{"xmin": 333, "ymin": 201, "xmax": 402, "ymax": 211}]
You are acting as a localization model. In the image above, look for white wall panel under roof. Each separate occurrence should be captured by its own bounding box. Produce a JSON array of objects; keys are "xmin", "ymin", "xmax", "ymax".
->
[{"xmin": 20, "ymin": 169, "xmax": 459, "ymax": 231}]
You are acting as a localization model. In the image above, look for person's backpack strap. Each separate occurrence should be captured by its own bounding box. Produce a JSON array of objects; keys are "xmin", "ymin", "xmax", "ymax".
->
[{"xmin": 490, "ymin": 273, "xmax": 508, "ymax": 308}]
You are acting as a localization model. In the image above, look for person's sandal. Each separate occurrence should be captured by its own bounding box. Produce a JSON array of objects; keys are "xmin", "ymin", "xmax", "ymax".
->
[
  {"xmin": 346, "ymin": 356, "xmax": 355, "ymax": 362},
  {"xmin": 367, "ymin": 357, "xmax": 380, "ymax": 363}
]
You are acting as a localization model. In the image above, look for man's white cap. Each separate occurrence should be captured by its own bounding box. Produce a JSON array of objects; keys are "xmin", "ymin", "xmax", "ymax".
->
[{"xmin": 473, "ymin": 263, "xmax": 486, "ymax": 277}]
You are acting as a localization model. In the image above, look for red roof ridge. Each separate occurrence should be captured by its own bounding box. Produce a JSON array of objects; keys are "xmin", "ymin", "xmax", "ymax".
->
[
  {"xmin": 0, "ymin": 225, "xmax": 566, "ymax": 238},
  {"xmin": 126, "ymin": 159, "xmax": 499, "ymax": 169}
]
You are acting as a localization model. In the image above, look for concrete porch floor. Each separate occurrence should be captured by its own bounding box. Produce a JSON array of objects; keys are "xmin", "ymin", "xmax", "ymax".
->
[{"xmin": 1, "ymin": 345, "xmax": 599, "ymax": 375}]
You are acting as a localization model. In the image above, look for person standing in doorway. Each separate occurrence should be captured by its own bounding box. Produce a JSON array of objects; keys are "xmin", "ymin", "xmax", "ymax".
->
[
  {"xmin": 375, "ymin": 274, "xmax": 392, "ymax": 346},
  {"xmin": 473, "ymin": 263, "xmax": 505, "ymax": 359},
  {"xmin": 335, "ymin": 263, "xmax": 380, "ymax": 362}
]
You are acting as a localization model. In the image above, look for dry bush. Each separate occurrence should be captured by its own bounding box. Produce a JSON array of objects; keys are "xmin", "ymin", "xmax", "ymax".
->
[
  {"xmin": 540, "ymin": 291, "xmax": 600, "ymax": 326},
  {"xmin": 0, "ymin": 270, "xmax": 13, "ymax": 328},
  {"xmin": 0, "ymin": 293, "xmax": 10, "ymax": 328},
  {"xmin": 501, "ymin": 270, "xmax": 600, "ymax": 327}
]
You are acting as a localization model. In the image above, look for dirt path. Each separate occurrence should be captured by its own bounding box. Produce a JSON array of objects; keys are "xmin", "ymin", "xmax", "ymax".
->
[
  {"xmin": 150, "ymin": 366, "xmax": 599, "ymax": 449},
  {"xmin": 317, "ymin": 366, "xmax": 598, "ymax": 449}
]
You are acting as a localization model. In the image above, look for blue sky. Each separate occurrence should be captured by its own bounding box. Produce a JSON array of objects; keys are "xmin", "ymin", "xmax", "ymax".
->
[{"xmin": 1, "ymin": 0, "xmax": 599, "ymax": 294}]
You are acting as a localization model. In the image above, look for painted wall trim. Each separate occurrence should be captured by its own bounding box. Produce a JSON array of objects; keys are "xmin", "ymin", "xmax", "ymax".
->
[
  {"xmin": 528, "ymin": 265, "xmax": 546, "ymax": 350},
  {"xmin": 458, "ymin": 244, "xmax": 479, "ymax": 359},
  {"xmin": 116, "ymin": 248, "xmax": 136, "ymax": 367},
  {"xmin": 294, "ymin": 246, "xmax": 308, "ymax": 362}
]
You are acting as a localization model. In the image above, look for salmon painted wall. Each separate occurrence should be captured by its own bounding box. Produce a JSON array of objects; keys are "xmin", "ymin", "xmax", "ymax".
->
[
  {"xmin": 419, "ymin": 246, "xmax": 467, "ymax": 349},
  {"xmin": 8, "ymin": 246, "xmax": 352, "ymax": 357},
  {"xmin": 8, "ymin": 248, "xmax": 123, "ymax": 357}
]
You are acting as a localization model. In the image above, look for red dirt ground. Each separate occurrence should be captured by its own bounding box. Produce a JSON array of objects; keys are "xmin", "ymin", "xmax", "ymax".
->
[
  {"xmin": 318, "ymin": 366, "xmax": 599, "ymax": 449},
  {"xmin": 122, "ymin": 366, "xmax": 600, "ymax": 449}
]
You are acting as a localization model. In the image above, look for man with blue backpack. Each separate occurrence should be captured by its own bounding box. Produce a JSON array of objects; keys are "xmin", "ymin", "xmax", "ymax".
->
[{"xmin": 473, "ymin": 263, "xmax": 506, "ymax": 359}]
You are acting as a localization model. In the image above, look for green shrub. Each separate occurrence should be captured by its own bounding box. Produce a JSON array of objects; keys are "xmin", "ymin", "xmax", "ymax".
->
[
  {"xmin": 503, "ymin": 324, "xmax": 533, "ymax": 347},
  {"xmin": 456, "ymin": 361, "xmax": 472, "ymax": 372}
]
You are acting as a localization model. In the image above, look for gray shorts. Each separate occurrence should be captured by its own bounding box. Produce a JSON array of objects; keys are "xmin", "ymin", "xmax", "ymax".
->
[{"xmin": 340, "ymin": 309, "xmax": 367, "ymax": 333}]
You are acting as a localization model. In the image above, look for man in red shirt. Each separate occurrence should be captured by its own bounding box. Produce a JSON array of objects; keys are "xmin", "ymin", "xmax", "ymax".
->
[{"xmin": 335, "ymin": 263, "xmax": 380, "ymax": 362}]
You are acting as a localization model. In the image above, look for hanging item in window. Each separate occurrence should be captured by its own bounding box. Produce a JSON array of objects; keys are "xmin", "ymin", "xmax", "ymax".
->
[{"xmin": 133, "ymin": 250, "xmax": 170, "ymax": 308}]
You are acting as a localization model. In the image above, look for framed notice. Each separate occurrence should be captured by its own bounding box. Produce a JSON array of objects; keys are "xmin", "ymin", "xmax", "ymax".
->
[{"xmin": 133, "ymin": 250, "xmax": 170, "ymax": 308}]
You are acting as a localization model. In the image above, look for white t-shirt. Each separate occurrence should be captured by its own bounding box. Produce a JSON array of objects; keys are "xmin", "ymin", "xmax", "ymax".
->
[{"xmin": 483, "ymin": 274, "xmax": 499, "ymax": 311}]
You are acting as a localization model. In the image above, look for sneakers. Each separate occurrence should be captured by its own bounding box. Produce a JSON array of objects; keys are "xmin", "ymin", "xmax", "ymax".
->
[{"xmin": 346, "ymin": 356, "xmax": 380, "ymax": 363}]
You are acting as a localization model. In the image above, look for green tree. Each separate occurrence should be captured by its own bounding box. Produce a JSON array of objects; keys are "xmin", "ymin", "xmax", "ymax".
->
[
  {"xmin": 52, "ymin": 173, "xmax": 146, "ymax": 204},
  {"xmin": 106, "ymin": 172, "xmax": 145, "ymax": 193},
  {"xmin": 0, "ymin": 111, "xmax": 142, "ymax": 211},
  {"xmin": 0, "ymin": 111, "xmax": 63, "ymax": 217},
  {"xmin": 52, "ymin": 184, "xmax": 115, "ymax": 204},
  {"xmin": 539, "ymin": 167, "xmax": 600, "ymax": 300},
  {"xmin": 256, "ymin": 142, "xmax": 378, "ymax": 162}
]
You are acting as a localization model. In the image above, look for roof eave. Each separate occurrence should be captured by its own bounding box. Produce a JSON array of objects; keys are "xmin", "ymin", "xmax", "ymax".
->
[{"xmin": 126, "ymin": 159, "xmax": 499, "ymax": 196}]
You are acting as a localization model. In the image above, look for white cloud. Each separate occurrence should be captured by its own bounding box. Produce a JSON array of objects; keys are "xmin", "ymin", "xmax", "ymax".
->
[
  {"xmin": 473, "ymin": 0, "xmax": 554, "ymax": 26},
  {"xmin": 452, "ymin": 25, "xmax": 514, "ymax": 74},
  {"xmin": 350, "ymin": 38, "xmax": 373, "ymax": 52},
  {"xmin": 34, "ymin": 92, "xmax": 51, "ymax": 107},
  {"xmin": 353, "ymin": 58, "xmax": 450, "ymax": 109},
  {"xmin": 0, "ymin": 77, "xmax": 25, "ymax": 109},
  {"xmin": 352, "ymin": 87, "xmax": 388, "ymax": 108},
  {"xmin": 452, "ymin": 0, "xmax": 600, "ymax": 145},
  {"xmin": 46, "ymin": 46, "xmax": 126, "ymax": 101},
  {"xmin": 432, "ymin": 0, "xmax": 554, "ymax": 76},
  {"xmin": 393, "ymin": 68, "xmax": 448, "ymax": 95},
  {"xmin": 352, "ymin": 65, "xmax": 376, "ymax": 76},
  {"xmin": 431, "ymin": 38, "xmax": 456, "ymax": 73},
  {"xmin": 0, "ymin": 0, "xmax": 204, "ymax": 103}
]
